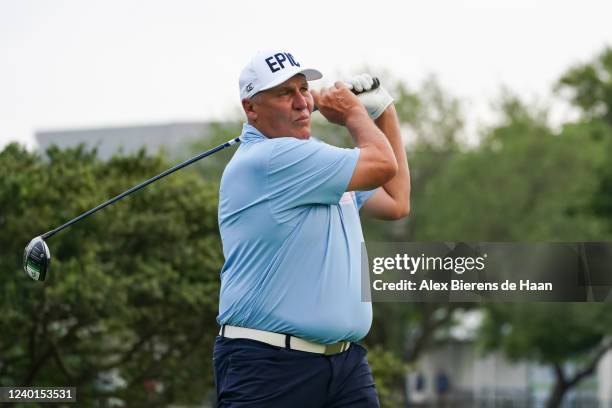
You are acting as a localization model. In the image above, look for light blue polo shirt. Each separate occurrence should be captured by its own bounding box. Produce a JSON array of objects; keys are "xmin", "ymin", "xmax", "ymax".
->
[{"xmin": 217, "ymin": 123, "xmax": 376, "ymax": 344}]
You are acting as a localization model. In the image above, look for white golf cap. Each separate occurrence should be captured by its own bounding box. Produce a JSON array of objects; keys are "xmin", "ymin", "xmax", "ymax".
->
[{"xmin": 239, "ymin": 50, "xmax": 323, "ymax": 100}]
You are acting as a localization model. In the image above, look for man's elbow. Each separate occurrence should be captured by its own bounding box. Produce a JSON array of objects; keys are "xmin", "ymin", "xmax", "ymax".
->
[
  {"xmin": 390, "ymin": 201, "xmax": 410, "ymax": 220},
  {"xmin": 398, "ymin": 202, "xmax": 411, "ymax": 219}
]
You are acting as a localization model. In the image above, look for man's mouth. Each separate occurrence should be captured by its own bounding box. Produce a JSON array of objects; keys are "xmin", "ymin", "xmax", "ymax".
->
[{"xmin": 295, "ymin": 115, "xmax": 310, "ymax": 124}]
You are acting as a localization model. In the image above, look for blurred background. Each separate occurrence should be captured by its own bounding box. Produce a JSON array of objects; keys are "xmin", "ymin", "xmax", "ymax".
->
[{"xmin": 2, "ymin": 1, "xmax": 612, "ymax": 407}]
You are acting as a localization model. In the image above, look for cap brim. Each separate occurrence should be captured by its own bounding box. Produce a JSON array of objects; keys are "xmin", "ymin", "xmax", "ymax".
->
[{"xmin": 259, "ymin": 67, "xmax": 323, "ymax": 93}]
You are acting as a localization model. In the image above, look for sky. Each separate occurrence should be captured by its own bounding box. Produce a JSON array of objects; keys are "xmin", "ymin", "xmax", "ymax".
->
[{"xmin": 1, "ymin": 0, "xmax": 612, "ymax": 150}]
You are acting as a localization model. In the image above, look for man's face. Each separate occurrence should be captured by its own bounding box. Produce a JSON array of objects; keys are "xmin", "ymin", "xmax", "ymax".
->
[{"xmin": 244, "ymin": 74, "xmax": 314, "ymax": 139}]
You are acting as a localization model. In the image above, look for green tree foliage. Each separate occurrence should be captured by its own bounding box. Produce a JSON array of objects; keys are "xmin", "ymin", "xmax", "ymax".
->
[
  {"xmin": 394, "ymin": 74, "xmax": 465, "ymax": 150},
  {"xmin": 367, "ymin": 344, "xmax": 407, "ymax": 408},
  {"xmin": 479, "ymin": 303, "xmax": 612, "ymax": 408},
  {"xmin": 0, "ymin": 144, "xmax": 223, "ymax": 405},
  {"xmin": 557, "ymin": 47, "xmax": 612, "ymax": 125},
  {"xmin": 414, "ymin": 92, "xmax": 607, "ymax": 241},
  {"xmin": 469, "ymin": 50, "xmax": 612, "ymax": 407},
  {"xmin": 557, "ymin": 46, "xmax": 612, "ymax": 234}
]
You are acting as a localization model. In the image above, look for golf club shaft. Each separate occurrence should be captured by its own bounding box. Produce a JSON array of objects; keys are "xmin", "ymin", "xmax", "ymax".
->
[
  {"xmin": 41, "ymin": 77, "xmax": 381, "ymax": 240},
  {"xmin": 41, "ymin": 137, "xmax": 241, "ymax": 240}
]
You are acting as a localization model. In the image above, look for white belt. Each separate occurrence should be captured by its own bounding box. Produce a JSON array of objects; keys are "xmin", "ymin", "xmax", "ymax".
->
[{"xmin": 219, "ymin": 325, "xmax": 351, "ymax": 356}]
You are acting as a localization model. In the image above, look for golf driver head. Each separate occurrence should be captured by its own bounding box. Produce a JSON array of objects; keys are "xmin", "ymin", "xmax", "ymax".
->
[{"xmin": 23, "ymin": 236, "xmax": 51, "ymax": 281}]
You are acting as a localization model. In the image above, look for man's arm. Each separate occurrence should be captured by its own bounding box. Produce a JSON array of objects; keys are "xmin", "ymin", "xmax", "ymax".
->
[{"xmin": 361, "ymin": 104, "xmax": 411, "ymax": 220}]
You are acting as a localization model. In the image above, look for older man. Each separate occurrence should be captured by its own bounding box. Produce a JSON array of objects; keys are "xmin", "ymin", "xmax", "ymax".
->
[{"xmin": 213, "ymin": 50, "xmax": 410, "ymax": 407}]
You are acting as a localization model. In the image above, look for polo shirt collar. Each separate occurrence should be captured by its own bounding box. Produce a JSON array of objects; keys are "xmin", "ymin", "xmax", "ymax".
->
[{"xmin": 239, "ymin": 123, "xmax": 266, "ymax": 142}]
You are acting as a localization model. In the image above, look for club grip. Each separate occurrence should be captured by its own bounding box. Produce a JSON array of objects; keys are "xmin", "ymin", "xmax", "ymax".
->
[{"xmin": 313, "ymin": 77, "xmax": 380, "ymax": 112}]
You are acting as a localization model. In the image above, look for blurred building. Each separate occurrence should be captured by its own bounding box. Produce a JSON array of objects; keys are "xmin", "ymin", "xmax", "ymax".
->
[
  {"xmin": 35, "ymin": 122, "xmax": 216, "ymax": 159},
  {"xmin": 406, "ymin": 313, "xmax": 612, "ymax": 407}
]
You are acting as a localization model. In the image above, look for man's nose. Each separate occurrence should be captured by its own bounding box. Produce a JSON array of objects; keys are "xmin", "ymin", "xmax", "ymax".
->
[{"xmin": 293, "ymin": 91, "xmax": 308, "ymax": 110}]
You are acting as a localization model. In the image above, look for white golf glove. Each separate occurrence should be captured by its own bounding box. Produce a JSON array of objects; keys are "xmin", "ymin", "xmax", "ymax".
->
[{"xmin": 343, "ymin": 73, "xmax": 393, "ymax": 120}]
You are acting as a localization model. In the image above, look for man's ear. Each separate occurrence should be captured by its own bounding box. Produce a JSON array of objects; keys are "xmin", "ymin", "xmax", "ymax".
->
[{"xmin": 242, "ymin": 98, "xmax": 257, "ymax": 122}]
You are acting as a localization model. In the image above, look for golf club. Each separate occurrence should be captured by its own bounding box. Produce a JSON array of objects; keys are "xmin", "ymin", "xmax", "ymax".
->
[{"xmin": 23, "ymin": 77, "xmax": 381, "ymax": 281}]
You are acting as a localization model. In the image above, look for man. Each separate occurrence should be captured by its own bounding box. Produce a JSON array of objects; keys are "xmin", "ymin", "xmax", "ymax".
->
[{"xmin": 214, "ymin": 50, "xmax": 410, "ymax": 407}]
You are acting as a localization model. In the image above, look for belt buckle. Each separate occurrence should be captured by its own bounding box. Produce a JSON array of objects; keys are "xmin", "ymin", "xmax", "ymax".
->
[{"xmin": 324, "ymin": 342, "xmax": 348, "ymax": 356}]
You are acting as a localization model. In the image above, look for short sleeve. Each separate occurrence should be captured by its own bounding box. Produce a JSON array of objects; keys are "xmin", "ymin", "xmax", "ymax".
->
[
  {"xmin": 355, "ymin": 189, "xmax": 378, "ymax": 209},
  {"xmin": 267, "ymin": 137, "xmax": 359, "ymax": 212}
]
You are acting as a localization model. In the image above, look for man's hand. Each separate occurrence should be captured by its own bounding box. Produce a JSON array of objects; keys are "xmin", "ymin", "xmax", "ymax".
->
[
  {"xmin": 310, "ymin": 82, "xmax": 369, "ymax": 126},
  {"xmin": 343, "ymin": 73, "xmax": 393, "ymax": 120}
]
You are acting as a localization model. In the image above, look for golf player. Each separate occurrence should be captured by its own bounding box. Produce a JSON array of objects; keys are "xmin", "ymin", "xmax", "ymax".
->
[{"xmin": 214, "ymin": 49, "xmax": 410, "ymax": 407}]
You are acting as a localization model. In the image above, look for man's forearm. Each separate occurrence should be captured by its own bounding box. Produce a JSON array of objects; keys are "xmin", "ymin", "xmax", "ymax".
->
[
  {"xmin": 374, "ymin": 104, "xmax": 411, "ymax": 214},
  {"xmin": 345, "ymin": 110, "xmax": 394, "ymax": 155}
]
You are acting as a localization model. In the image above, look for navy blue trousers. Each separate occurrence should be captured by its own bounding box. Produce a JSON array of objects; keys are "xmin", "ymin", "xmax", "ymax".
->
[{"xmin": 213, "ymin": 336, "xmax": 380, "ymax": 407}]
